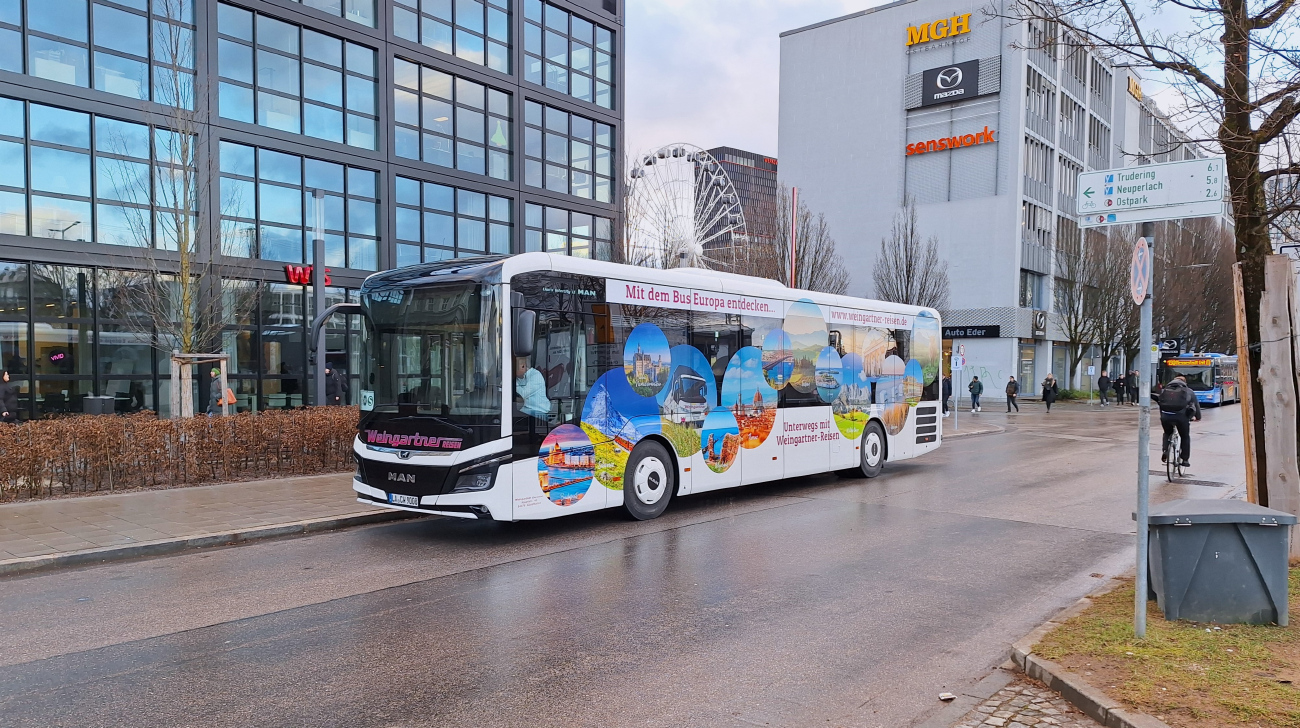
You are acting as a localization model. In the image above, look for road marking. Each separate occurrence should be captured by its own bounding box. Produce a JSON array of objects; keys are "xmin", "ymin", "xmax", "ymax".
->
[{"xmin": 1021, "ymin": 431, "xmax": 1112, "ymax": 443}]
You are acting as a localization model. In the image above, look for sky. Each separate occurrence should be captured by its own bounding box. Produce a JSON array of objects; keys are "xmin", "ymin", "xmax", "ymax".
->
[{"xmin": 623, "ymin": 0, "xmax": 876, "ymax": 160}]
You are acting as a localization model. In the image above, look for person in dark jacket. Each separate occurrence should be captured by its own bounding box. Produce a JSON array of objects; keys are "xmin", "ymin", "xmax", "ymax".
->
[
  {"xmin": 1159, "ymin": 375, "xmax": 1202, "ymax": 466},
  {"xmin": 942, "ymin": 374, "xmax": 952, "ymax": 418},
  {"xmin": 968, "ymin": 376, "xmax": 983, "ymax": 412},
  {"xmin": 1005, "ymin": 376, "xmax": 1020, "ymax": 412},
  {"xmin": 0, "ymin": 370, "xmax": 18, "ymax": 423},
  {"xmin": 1112, "ymin": 372, "xmax": 1125, "ymax": 404},
  {"xmin": 206, "ymin": 368, "xmax": 224, "ymax": 416},
  {"xmin": 1126, "ymin": 370, "xmax": 1139, "ymax": 405},
  {"xmin": 324, "ymin": 366, "xmax": 348, "ymax": 405},
  {"xmin": 1097, "ymin": 370, "xmax": 1110, "ymax": 406},
  {"xmin": 1041, "ymin": 373, "xmax": 1060, "ymax": 412}
]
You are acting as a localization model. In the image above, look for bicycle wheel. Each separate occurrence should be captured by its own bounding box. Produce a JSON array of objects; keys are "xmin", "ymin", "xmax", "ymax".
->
[{"xmin": 1166, "ymin": 437, "xmax": 1177, "ymax": 481}]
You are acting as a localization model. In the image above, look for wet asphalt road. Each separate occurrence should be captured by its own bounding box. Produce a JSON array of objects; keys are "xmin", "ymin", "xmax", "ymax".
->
[{"xmin": 0, "ymin": 404, "xmax": 1245, "ymax": 728}]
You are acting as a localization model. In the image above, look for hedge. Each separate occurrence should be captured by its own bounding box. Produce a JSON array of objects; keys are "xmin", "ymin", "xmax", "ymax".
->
[{"xmin": 0, "ymin": 407, "xmax": 359, "ymax": 501}]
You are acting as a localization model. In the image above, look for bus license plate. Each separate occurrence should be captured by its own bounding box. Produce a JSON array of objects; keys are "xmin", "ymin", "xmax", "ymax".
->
[{"xmin": 389, "ymin": 493, "xmax": 419, "ymax": 507}]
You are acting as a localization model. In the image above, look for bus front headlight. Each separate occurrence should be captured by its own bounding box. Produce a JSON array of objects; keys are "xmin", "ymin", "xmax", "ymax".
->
[{"xmin": 450, "ymin": 454, "xmax": 509, "ymax": 494}]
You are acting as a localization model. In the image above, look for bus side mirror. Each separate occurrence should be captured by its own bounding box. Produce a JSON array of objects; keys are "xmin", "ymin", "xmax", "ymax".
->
[{"xmin": 513, "ymin": 309, "xmax": 537, "ymax": 358}]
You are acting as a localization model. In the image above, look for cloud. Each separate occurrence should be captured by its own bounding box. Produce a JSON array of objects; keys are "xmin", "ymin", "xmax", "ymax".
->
[{"xmin": 625, "ymin": 0, "xmax": 870, "ymax": 159}]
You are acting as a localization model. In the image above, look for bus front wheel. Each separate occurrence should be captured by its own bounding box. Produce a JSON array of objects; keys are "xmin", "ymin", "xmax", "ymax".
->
[
  {"xmin": 859, "ymin": 421, "xmax": 886, "ymax": 478},
  {"xmin": 623, "ymin": 440, "xmax": 674, "ymax": 520}
]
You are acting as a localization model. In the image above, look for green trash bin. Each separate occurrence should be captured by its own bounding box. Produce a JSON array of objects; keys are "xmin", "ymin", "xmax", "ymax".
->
[{"xmin": 1145, "ymin": 499, "xmax": 1295, "ymax": 625}]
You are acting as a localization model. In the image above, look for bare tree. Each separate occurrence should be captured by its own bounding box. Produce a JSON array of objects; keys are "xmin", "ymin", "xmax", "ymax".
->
[
  {"xmin": 1009, "ymin": 0, "xmax": 1300, "ymax": 502},
  {"xmin": 1090, "ymin": 226, "xmax": 1140, "ymax": 370},
  {"xmin": 714, "ymin": 185, "xmax": 851, "ymax": 294},
  {"xmin": 871, "ymin": 199, "xmax": 950, "ymax": 309},
  {"xmin": 98, "ymin": 0, "xmax": 260, "ymax": 414},
  {"xmin": 1153, "ymin": 217, "xmax": 1238, "ymax": 352},
  {"xmin": 1052, "ymin": 220, "xmax": 1097, "ymax": 381}
]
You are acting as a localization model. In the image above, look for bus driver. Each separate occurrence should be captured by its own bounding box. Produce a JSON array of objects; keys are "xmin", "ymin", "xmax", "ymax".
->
[{"xmin": 514, "ymin": 356, "xmax": 549, "ymax": 419}]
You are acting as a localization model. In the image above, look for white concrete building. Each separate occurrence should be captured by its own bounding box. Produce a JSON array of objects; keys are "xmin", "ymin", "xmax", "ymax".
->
[{"xmin": 777, "ymin": 0, "xmax": 1216, "ymax": 397}]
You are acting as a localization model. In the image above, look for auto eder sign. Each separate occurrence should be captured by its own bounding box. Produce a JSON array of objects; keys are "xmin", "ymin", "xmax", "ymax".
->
[{"xmin": 920, "ymin": 59, "xmax": 980, "ymax": 107}]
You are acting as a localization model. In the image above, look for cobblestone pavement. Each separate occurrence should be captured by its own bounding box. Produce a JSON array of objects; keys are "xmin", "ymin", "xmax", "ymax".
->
[{"xmin": 953, "ymin": 676, "xmax": 1101, "ymax": 727}]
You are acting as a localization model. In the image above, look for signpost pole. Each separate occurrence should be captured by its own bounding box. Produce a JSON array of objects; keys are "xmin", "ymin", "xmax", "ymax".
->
[
  {"xmin": 312, "ymin": 189, "xmax": 326, "ymax": 408},
  {"xmin": 1135, "ymin": 222, "xmax": 1155, "ymax": 639}
]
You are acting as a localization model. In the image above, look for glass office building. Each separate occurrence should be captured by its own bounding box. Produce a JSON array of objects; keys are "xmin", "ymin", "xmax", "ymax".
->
[{"xmin": 0, "ymin": 0, "xmax": 623, "ymax": 418}]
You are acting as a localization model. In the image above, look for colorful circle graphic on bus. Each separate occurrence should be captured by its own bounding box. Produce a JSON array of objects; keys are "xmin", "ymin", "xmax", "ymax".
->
[
  {"xmin": 658, "ymin": 346, "xmax": 716, "ymax": 456},
  {"xmin": 913, "ymin": 311, "xmax": 942, "ymax": 385},
  {"xmin": 581, "ymin": 370, "xmax": 662, "ymax": 491},
  {"xmin": 785, "ymin": 299, "xmax": 827, "ymax": 395},
  {"xmin": 833, "ymin": 351, "xmax": 871, "ymax": 440},
  {"xmin": 815, "ymin": 346, "xmax": 843, "ymax": 403},
  {"xmin": 876, "ymin": 355, "xmax": 907, "ymax": 405},
  {"xmin": 857, "ymin": 327, "xmax": 890, "ymax": 377},
  {"xmin": 700, "ymin": 409, "xmax": 741, "ymax": 474},
  {"xmin": 903, "ymin": 359, "xmax": 925, "ymax": 406},
  {"xmin": 623, "ymin": 323, "xmax": 672, "ymax": 397},
  {"xmin": 881, "ymin": 403, "xmax": 910, "ymax": 436},
  {"xmin": 721, "ymin": 347, "xmax": 777, "ymax": 449},
  {"xmin": 761, "ymin": 328, "xmax": 792, "ymax": 389},
  {"xmin": 537, "ymin": 424, "xmax": 595, "ymax": 506}
]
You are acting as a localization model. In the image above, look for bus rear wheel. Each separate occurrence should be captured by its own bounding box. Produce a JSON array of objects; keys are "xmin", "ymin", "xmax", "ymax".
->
[
  {"xmin": 623, "ymin": 441, "xmax": 674, "ymax": 520},
  {"xmin": 858, "ymin": 421, "xmax": 886, "ymax": 478}
]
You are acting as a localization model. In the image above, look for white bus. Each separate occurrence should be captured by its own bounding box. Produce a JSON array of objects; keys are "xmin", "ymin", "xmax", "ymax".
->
[{"xmin": 351, "ymin": 253, "xmax": 943, "ymax": 522}]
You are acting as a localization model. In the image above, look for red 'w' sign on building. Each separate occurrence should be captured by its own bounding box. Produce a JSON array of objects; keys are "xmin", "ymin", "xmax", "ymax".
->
[{"xmin": 284, "ymin": 265, "xmax": 331, "ymax": 286}]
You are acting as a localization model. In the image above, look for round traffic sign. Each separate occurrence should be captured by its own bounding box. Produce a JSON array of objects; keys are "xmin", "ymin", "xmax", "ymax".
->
[{"xmin": 1130, "ymin": 237, "xmax": 1150, "ymax": 305}]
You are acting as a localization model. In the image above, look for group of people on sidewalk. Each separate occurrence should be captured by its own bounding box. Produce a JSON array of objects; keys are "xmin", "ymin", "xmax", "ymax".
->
[
  {"xmin": 1095, "ymin": 369, "xmax": 1142, "ymax": 407},
  {"xmin": 204, "ymin": 366, "xmax": 350, "ymax": 416},
  {"xmin": 939, "ymin": 371, "xmax": 1093, "ymax": 415}
]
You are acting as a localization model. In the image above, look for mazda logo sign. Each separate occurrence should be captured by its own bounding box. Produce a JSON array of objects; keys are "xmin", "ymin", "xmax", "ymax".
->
[{"xmin": 936, "ymin": 67, "xmax": 963, "ymax": 89}]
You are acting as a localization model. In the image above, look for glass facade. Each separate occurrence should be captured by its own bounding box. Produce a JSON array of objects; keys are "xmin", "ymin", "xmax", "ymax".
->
[
  {"xmin": 523, "ymin": 202, "xmax": 611, "ymax": 260},
  {"xmin": 523, "ymin": 0, "xmax": 613, "ymax": 109},
  {"xmin": 219, "ymin": 141, "xmax": 379, "ymax": 269},
  {"xmin": 392, "ymin": 0, "xmax": 509, "ymax": 73},
  {"xmin": 217, "ymin": 3, "xmax": 378, "ymax": 149},
  {"xmin": 392, "ymin": 56, "xmax": 512, "ymax": 180},
  {"xmin": 522, "ymin": 99, "xmax": 613, "ymax": 202},
  {"xmin": 393, "ymin": 174, "xmax": 511, "ymax": 265},
  {"xmin": 0, "ymin": 0, "xmax": 622, "ymax": 417},
  {"xmin": 0, "ymin": 0, "xmax": 196, "ymax": 107}
]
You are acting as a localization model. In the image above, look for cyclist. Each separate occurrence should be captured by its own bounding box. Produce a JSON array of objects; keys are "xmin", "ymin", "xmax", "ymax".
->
[{"xmin": 1158, "ymin": 375, "xmax": 1201, "ymax": 467}]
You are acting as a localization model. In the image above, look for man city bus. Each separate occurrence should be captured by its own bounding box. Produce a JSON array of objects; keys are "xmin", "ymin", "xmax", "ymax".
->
[{"xmin": 350, "ymin": 253, "xmax": 943, "ymax": 522}]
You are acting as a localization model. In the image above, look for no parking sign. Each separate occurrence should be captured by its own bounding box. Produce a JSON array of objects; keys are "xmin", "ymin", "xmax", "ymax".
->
[{"xmin": 1130, "ymin": 237, "xmax": 1151, "ymax": 305}]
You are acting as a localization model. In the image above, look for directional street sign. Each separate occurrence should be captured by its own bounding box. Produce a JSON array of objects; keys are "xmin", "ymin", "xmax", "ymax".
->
[
  {"xmin": 1079, "ymin": 200, "xmax": 1225, "ymax": 228},
  {"xmin": 1077, "ymin": 157, "xmax": 1225, "ymax": 225},
  {"xmin": 1130, "ymin": 237, "xmax": 1151, "ymax": 306}
]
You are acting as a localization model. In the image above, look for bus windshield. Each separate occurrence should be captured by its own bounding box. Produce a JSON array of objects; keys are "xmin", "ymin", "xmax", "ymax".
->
[
  {"xmin": 360, "ymin": 283, "xmax": 503, "ymax": 449},
  {"xmin": 1169, "ymin": 365, "xmax": 1212, "ymax": 391}
]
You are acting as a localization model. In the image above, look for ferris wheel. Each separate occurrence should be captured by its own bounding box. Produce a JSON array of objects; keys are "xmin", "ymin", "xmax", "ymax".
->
[{"xmin": 624, "ymin": 144, "xmax": 747, "ymax": 268}]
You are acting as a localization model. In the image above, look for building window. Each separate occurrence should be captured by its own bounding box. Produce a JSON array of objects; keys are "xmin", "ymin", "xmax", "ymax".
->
[
  {"xmin": 1063, "ymin": 36, "xmax": 1087, "ymax": 89},
  {"xmin": 1019, "ymin": 269, "xmax": 1043, "ymax": 309},
  {"xmin": 523, "ymin": 202, "xmax": 613, "ymax": 260},
  {"xmin": 0, "ymin": 0, "xmax": 196, "ymax": 107},
  {"xmin": 286, "ymin": 0, "xmax": 375, "ymax": 28},
  {"xmin": 393, "ymin": 175, "xmax": 511, "ymax": 266},
  {"xmin": 217, "ymin": 4, "xmax": 378, "ymax": 150},
  {"xmin": 1057, "ymin": 155, "xmax": 1081, "ymax": 200},
  {"xmin": 1089, "ymin": 59, "xmax": 1113, "ymax": 102},
  {"xmin": 522, "ymin": 100, "xmax": 614, "ymax": 202},
  {"xmin": 1023, "ymin": 136, "xmax": 1052, "ymax": 188},
  {"xmin": 392, "ymin": 0, "xmax": 510, "ymax": 73},
  {"xmin": 0, "ymin": 95, "xmax": 203, "ymax": 247},
  {"xmin": 1087, "ymin": 113, "xmax": 1111, "ymax": 166},
  {"xmin": 1021, "ymin": 200, "xmax": 1052, "ymax": 248},
  {"xmin": 523, "ymin": 0, "xmax": 614, "ymax": 109},
  {"xmin": 219, "ymin": 141, "xmax": 379, "ymax": 269},
  {"xmin": 393, "ymin": 57, "xmax": 512, "ymax": 181},
  {"xmin": 1059, "ymin": 96, "xmax": 1084, "ymax": 143}
]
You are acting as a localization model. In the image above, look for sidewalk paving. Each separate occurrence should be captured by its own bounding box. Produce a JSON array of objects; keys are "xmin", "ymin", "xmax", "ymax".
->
[{"xmin": 0, "ymin": 473, "xmax": 409, "ymax": 576}]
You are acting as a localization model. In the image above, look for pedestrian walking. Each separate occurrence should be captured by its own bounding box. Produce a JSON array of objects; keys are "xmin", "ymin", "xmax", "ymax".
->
[
  {"xmin": 1041, "ymin": 373, "xmax": 1059, "ymax": 412},
  {"xmin": 1112, "ymin": 372, "xmax": 1125, "ymax": 404},
  {"xmin": 942, "ymin": 374, "xmax": 952, "ymax": 418},
  {"xmin": 206, "ymin": 367, "xmax": 225, "ymax": 417},
  {"xmin": 1127, "ymin": 370, "xmax": 1139, "ymax": 405},
  {"xmin": 1005, "ymin": 375, "xmax": 1020, "ymax": 412},
  {"xmin": 324, "ymin": 366, "xmax": 348, "ymax": 405},
  {"xmin": 1097, "ymin": 370, "xmax": 1110, "ymax": 406},
  {"xmin": 0, "ymin": 370, "xmax": 18, "ymax": 423},
  {"xmin": 968, "ymin": 376, "xmax": 983, "ymax": 412}
]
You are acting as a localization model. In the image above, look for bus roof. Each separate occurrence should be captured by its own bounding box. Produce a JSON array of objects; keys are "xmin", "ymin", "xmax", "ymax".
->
[{"xmin": 360, "ymin": 252, "xmax": 938, "ymax": 321}]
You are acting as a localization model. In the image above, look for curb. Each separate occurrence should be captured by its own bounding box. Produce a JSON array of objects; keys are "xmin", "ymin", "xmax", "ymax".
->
[
  {"xmin": 1009, "ymin": 589, "xmax": 1172, "ymax": 728},
  {"xmin": 945, "ymin": 423, "xmax": 1006, "ymax": 439},
  {"xmin": 0, "ymin": 509, "xmax": 420, "ymax": 578}
]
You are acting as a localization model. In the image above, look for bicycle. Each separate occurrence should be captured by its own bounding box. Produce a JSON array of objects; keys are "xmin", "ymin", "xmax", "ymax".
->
[{"xmin": 1165, "ymin": 428, "xmax": 1184, "ymax": 481}]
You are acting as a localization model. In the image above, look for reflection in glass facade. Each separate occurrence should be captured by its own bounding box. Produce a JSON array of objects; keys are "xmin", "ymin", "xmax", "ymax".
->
[
  {"xmin": 392, "ymin": 57, "xmax": 512, "ymax": 181},
  {"xmin": 523, "ymin": 0, "xmax": 613, "ymax": 109},
  {"xmin": 0, "ymin": 0, "xmax": 197, "ymax": 107},
  {"xmin": 219, "ymin": 141, "xmax": 379, "ymax": 269},
  {"xmin": 393, "ymin": 174, "xmax": 510, "ymax": 266},
  {"xmin": 523, "ymin": 100, "xmax": 613, "ymax": 202},
  {"xmin": 392, "ymin": 0, "xmax": 510, "ymax": 73},
  {"xmin": 524, "ymin": 203, "xmax": 612, "ymax": 260},
  {"xmin": 217, "ymin": 4, "xmax": 378, "ymax": 149}
]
